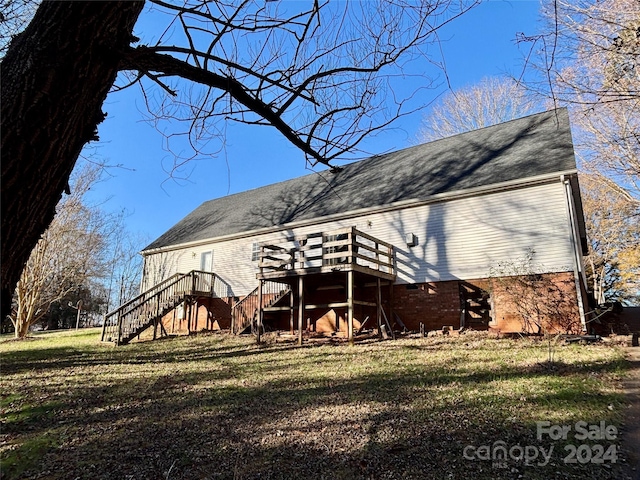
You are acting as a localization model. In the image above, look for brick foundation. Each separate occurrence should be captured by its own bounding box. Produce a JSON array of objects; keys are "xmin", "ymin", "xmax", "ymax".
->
[
  {"xmin": 156, "ymin": 271, "xmax": 583, "ymax": 337},
  {"xmin": 160, "ymin": 297, "xmax": 232, "ymax": 335},
  {"xmin": 391, "ymin": 281, "xmax": 461, "ymax": 331},
  {"xmin": 391, "ymin": 272, "xmax": 582, "ymax": 334}
]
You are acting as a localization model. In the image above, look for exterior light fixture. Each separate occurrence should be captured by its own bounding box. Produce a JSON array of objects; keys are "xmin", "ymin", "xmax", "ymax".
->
[{"xmin": 406, "ymin": 233, "xmax": 418, "ymax": 247}]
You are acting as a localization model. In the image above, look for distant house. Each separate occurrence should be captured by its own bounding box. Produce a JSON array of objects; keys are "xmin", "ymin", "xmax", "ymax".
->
[{"xmin": 102, "ymin": 109, "xmax": 589, "ymax": 344}]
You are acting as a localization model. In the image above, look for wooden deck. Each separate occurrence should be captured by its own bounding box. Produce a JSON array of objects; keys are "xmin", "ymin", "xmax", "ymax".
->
[
  {"xmin": 253, "ymin": 227, "xmax": 396, "ymax": 344},
  {"xmin": 257, "ymin": 226, "xmax": 395, "ymax": 281}
]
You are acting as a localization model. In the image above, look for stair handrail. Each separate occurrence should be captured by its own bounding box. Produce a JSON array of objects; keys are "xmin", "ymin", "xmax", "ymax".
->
[
  {"xmin": 102, "ymin": 272, "xmax": 191, "ymax": 343},
  {"xmin": 101, "ymin": 270, "xmax": 218, "ymax": 343},
  {"xmin": 106, "ymin": 272, "xmax": 185, "ymax": 318},
  {"xmin": 231, "ymin": 285, "xmax": 260, "ymax": 334},
  {"xmin": 230, "ymin": 281, "xmax": 291, "ymax": 335}
]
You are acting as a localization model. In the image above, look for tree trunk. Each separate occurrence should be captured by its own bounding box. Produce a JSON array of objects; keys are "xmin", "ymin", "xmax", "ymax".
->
[
  {"xmin": 1, "ymin": 1, "xmax": 145, "ymax": 322},
  {"xmin": 15, "ymin": 318, "xmax": 30, "ymax": 339}
]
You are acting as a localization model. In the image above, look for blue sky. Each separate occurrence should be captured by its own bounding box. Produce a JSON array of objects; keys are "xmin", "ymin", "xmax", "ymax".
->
[{"xmin": 84, "ymin": 0, "xmax": 543, "ymax": 245}]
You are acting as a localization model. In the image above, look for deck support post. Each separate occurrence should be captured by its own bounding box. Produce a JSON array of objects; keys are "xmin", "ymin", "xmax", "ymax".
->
[
  {"xmin": 116, "ymin": 311, "xmax": 123, "ymax": 346},
  {"xmin": 192, "ymin": 299, "xmax": 198, "ymax": 332},
  {"xmin": 388, "ymin": 282, "xmax": 394, "ymax": 334},
  {"xmin": 377, "ymin": 278, "xmax": 382, "ymax": 337},
  {"xmin": 348, "ymin": 270, "xmax": 354, "ymax": 345},
  {"xmin": 230, "ymin": 302, "xmax": 235, "ymax": 335},
  {"xmin": 257, "ymin": 280, "xmax": 263, "ymax": 344},
  {"xmin": 100, "ymin": 314, "xmax": 108, "ymax": 342},
  {"xmin": 289, "ymin": 287, "xmax": 294, "ymax": 335},
  {"xmin": 298, "ymin": 276, "xmax": 304, "ymax": 346}
]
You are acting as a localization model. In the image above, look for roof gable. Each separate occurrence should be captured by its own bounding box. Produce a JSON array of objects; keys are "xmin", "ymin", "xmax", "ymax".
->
[{"xmin": 144, "ymin": 109, "xmax": 576, "ymax": 251}]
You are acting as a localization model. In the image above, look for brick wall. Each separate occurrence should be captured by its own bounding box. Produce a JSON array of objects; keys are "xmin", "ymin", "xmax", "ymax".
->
[
  {"xmin": 487, "ymin": 272, "xmax": 581, "ymax": 334},
  {"xmin": 391, "ymin": 272, "xmax": 582, "ymax": 334},
  {"xmin": 155, "ymin": 271, "xmax": 583, "ymax": 337},
  {"xmin": 160, "ymin": 296, "xmax": 232, "ymax": 335},
  {"xmin": 391, "ymin": 281, "xmax": 462, "ymax": 331}
]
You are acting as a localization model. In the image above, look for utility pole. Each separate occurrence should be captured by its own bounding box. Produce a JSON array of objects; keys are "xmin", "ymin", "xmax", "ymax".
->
[{"xmin": 69, "ymin": 300, "xmax": 83, "ymax": 330}]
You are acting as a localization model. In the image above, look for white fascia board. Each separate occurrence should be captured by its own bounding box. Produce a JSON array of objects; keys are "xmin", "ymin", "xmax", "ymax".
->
[{"xmin": 142, "ymin": 170, "xmax": 577, "ymax": 256}]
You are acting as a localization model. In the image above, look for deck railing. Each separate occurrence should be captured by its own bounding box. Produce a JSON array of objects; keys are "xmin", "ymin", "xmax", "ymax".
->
[
  {"xmin": 101, "ymin": 270, "xmax": 219, "ymax": 344},
  {"xmin": 231, "ymin": 280, "xmax": 290, "ymax": 334},
  {"xmin": 258, "ymin": 226, "xmax": 394, "ymax": 277}
]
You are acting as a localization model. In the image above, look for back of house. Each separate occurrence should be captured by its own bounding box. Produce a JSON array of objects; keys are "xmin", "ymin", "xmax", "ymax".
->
[{"xmin": 134, "ymin": 108, "xmax": 590, "ymax": 340}]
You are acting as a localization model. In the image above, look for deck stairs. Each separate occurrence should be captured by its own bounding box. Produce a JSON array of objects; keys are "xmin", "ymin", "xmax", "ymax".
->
[
  {"xmin": 101, "ymin": 270, "xmax": 218, "ymax": 345},
  {"xmin": 232, "ymin": 282, "xmax": 291, "ymax": 335},
  {"xmin": 459, "ymin": 282, "xmax": 492, "ymax": 328}
]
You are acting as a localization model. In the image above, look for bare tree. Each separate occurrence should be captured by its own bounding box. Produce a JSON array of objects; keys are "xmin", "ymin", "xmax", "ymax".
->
[
  {"xmin": 1, "ymin": 0, "xmax": 479, "ymax": 321},
  {"xmin": 519, "ymin": 0, "xmax": 639, "ymax": 204},
  {"xmin": 416, "ymin": 76, "xmax": 541, "ymax": 141},
  {"xmin": 10, "ymin": 164, "xmax": 110, "ymax": 338},
  {"xmin": 0, "ymin": 0, "xmax": 39, "ymax": 56},
  {"xmin": 104, "ymin": 221, "xmax": 147, "ymax": 313},
  {"xmin": 581, "ymin": 174, "xmax": 640, "ymax": 304}
]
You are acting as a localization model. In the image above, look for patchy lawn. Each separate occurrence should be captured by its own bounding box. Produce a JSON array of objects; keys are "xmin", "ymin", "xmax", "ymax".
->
[{"xmin": 0, "ymin": 329, "xmax": 633, "ymax": 479}]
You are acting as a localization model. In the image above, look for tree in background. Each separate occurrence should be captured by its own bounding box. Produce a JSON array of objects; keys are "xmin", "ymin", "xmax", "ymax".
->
[
  {"xmin": 9, "ymin": 163, "xmax": 146, "ymax": 338},
  {"xmin": 10, "ymin": 164, "xmax": 109, "ymax": 337},
  {"xmin": 103, "ymin": 219, "xmax": 146, "ymax": 313},
  {"xmin": 1, "ymin": 0, "xmax": 480, "ymax": 322},
  {"xmin": 416, "ymin": 76, "xmax": 541, "ymax": 142},
  {"xmin": 0, "ymin": 0, "xmax": 38, "ymax": 56},
  {"xmin": 520, "ymin": 0, "xmax": 639, "ymax": 204},
  {"xmin": 38, "ymin": 284, "xmax": 107, "ymax": 331},
  {"xmin": 581, "ymin": 174, "xmax": 640, "ymax": 304},
  {"xmin": 514, "ymin": 0, "xmax": 640, "ymax": 305}
]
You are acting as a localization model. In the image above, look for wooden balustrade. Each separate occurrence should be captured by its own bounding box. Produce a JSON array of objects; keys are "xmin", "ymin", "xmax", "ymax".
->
[
  {"xmin": 231, "ymin": 280, "xmax": 290, "ymax": 334},
  {"xmin": 101, "ymin": 270, "xmax": 219, "ymax": 345},
  {"xmin": 257, "ymin": 227, "xmax": 394, "ymax": 280}
]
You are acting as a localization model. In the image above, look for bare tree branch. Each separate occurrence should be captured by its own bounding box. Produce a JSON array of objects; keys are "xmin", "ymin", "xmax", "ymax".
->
[
  {"xmin": 121, "ymin": 45, "xmax": 331, "ymax": 165},
  {"xmin": 119, "ymin": 0, "xmax": 480, "ymax": 173},
  {"xmin": 520, "ymin": 0, "xmax": 639, "ymax": 204}
]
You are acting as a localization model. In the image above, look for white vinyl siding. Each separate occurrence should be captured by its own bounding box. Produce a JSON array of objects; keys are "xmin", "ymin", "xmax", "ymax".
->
[
  {"xmin": 372, "ymin": 182, "xmax": 573, "ymax": 283},
  {"xmin": 143, "ymin": 181, "xmax": 574, "ymax": 295}
]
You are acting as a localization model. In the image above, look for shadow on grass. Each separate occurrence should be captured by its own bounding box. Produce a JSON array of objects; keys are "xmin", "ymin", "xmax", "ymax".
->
[
  {"xmin": 0, "ymin": 335, "xmax": 632, "ymax": 480},
  {"xmin": 0, "ymin": 335, "xmax": 319, "ymax": 375}
]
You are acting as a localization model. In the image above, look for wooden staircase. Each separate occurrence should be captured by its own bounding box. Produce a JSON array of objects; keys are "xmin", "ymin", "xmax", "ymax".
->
[
  {"xmin": 459, "ymin": 281, "xmax": 492, "ymax": 328},
  {"xmin": 231, "ymin": 281, "xmax": 291, "ymax": 335},
  {"xmin": 101, "ymin": 270, "xmax": 218, "ymax": 345}
]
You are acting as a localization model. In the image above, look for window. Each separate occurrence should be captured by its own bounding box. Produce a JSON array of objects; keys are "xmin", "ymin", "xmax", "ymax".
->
[{"xmin": 251, "ymin": 243, "xmax": 260, "ymax": 262}]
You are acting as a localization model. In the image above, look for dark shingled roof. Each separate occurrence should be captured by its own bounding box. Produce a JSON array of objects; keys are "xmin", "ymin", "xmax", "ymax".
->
[{"xmin": 144, "ymin": 109, "xmax": 577, "ymax": 251}]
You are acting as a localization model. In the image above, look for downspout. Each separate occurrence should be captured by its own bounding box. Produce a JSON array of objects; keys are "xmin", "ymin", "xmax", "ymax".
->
[
  {"xmin": 561, "ymin": 175, "xmax": 587, "ymax": 331},
  {"xmin": 140, "ymin": 254, "xmax": 148, "ymax": 295}
]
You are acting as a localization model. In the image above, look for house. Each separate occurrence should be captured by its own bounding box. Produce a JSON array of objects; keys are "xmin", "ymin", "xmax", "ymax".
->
[{"xmin": 101, "ymin": 109, "xmax": 590, "ymax": 345}]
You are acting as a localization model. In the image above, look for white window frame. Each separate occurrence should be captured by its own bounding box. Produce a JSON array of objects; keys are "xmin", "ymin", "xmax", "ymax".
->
[
  {"xmin": 251, "ymin": 242, "xmax": 260, "ymax": 262},
  {"xmin": 200, "ymin": 250, "xmax": 213, "ymax": 271}
]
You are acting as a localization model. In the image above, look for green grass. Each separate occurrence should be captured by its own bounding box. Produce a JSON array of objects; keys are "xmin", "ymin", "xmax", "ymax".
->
[{"xmin": 0, "ymin": 329, "xmax": 632, "ymax": 479}]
